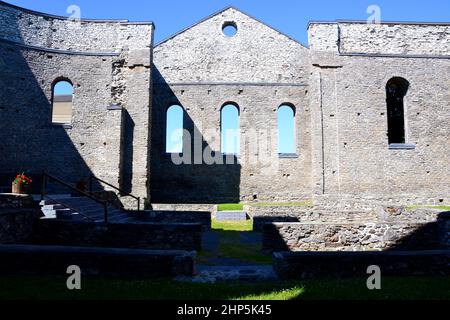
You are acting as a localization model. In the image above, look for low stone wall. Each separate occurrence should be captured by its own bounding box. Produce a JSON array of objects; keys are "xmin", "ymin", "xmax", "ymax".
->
[
  {"xmin": 145, "ymin": 210, "xmax": 212, "ymax": 230},
  {"xmin": 249, "ymin": 205, "xmax": 377, "ymax": 231},
  {"xmin": 0, "ymin": 209, "xmax": 42, "ymax": 244},
  {"xmin": 263, "ymin": 213, "xmax": 450, "ymax": 252},
  {"xmin": 0, "ymin": 194, "xmax": 38, "ymax": 209},
  {"xmin": 273, "ymin": 250, "xmax": 450, "ymax": 279},
  {"xmin": 152, "ymin": 203, "xmax": 216, "ymax": 212},
  {"xmin": 32, "ymin": 220, "xmax": 203, "ymax": 251},
  {"xmin": 0, "ymin": 244, "xmax": 196, "ymax": 277}
]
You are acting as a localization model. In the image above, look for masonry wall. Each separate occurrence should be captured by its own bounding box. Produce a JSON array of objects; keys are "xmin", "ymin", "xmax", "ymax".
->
[
  {"xmin": 0, "ymin": 2, "xmax": 153, "ymax": 201},
  {"xmin": 309, "ymin": 22, "xmax": 450, "ymax": 205},
  {"xmin": 151, "ymin": 8, "xmax": 312, "ymax": 203}
]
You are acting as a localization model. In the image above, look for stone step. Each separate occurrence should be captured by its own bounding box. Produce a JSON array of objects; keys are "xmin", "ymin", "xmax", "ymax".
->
[
  {"xmin": 216, "ymin": 211, "xmax": 248, "ymax": 221},
  {"xmin": 176, "ymin": 265, "xmax": 276, "ymax": 283}
]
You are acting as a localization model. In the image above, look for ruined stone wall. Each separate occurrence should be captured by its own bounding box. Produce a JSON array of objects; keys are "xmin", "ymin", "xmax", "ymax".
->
[
  {"xmin": 0, "ymin": 1, "xmax": 152, "ymax": 52},
  {"xmin": 152, "ymin": 8, "xmax": 312, "ymax": 203},
  {"xmin": 263, "ymin": 209, "xmax": 450, "ymax": 252},
  {"xmin": 309, "ymin": 21, "xmax": 450, "ymax": 56},
  {"xmin": 309, "ymin": 22, "xmax": 450, "ymax": 205},
  {"xmin": 0, "ymin": 2, "xmax": 153, "ymax": 200}
]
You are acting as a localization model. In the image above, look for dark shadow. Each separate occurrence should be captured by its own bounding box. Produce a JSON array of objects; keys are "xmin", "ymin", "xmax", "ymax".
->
[
  {"xmin": 266, "ymin": 210, "xmax": 450, "ymax": 278},
  {"xmin": 386, "ymin": 77, "xmax": 409, "ymax": 144},
  {"xmin": 150, "ymin": 65, "xmax": 241, "ymax": 204},
  {"xmin": 0, "ymin": 11, "xmax": 103, "ymax": 195},
  {"xmin": 386, "ymin": 211, "xmax": 450, "ymax": 251},
  {"xmin": 119, "ymin": 108, "xmax": 134, "ymax": 194}
]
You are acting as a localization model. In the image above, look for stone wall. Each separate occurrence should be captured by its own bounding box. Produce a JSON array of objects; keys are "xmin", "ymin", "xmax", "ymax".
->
[
  {"xmin": 0, "ymin": 194, "xmax": 41, "ymax": 244},
  {"xmin": 32, "ymin": 219, "xmax": 203, "ymax": 251},
  {"xmin": 0, "ymin": 1, "xmax": 153, "ymax": 52},
  {"xmin": 0, "ymin": 209, "xmax": 42, "ymax": 244},
  {"xmin": 1, "ymin": 2, "xmax": 450, "ymax": 208},
  {"xmin": 263, "ymin": 209, "xmax": 450, "ymax": 252},
  {"xmin": 0, "ymin": 1, "xmax": 153, "ymax": 201},
  {"xmin": 151, "ymin": 8, "xmax": 312, "ymax": 203},
  {"xmin": 308, "ymin": 21, "xmax": 450, "ymax": 204},
  {"xmin": 147, "ymin": 209, "xmax": 212, "ymax": 230},
  {"xmin": 0, "ymin": 244, "xmax": 196, "ymax": 277},
  {"xmin": 309, "ymin": 21, "xmax": 450, "ymax": 56},
  {"xmin": 274, "ymin": 250, "xmax": 450, "ymax": 279}
]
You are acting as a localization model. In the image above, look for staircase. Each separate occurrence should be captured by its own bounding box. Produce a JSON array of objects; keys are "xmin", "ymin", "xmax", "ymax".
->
[{"xmin": 40, "ymin": 196, "xmax": 136, "ymax": 223}]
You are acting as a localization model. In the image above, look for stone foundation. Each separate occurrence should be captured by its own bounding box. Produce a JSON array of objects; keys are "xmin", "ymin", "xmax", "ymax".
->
[
  {"xmin": 32, "ymin": 220, "xmax": 203, "ymax": 251},
  {"xmin": 273, "ymin": 250, "xmax": 450, "ymax": 279},
  {"xmin": 0, "ymin": 244, "xmax": 196, "ymax": 277},
  {"xmin": 146, "ymin": 209, "xmax": 212, "ymax": 230},
  {"xmin": 263, "ymin": 209, "xmax": 450, "ymax": 252}
]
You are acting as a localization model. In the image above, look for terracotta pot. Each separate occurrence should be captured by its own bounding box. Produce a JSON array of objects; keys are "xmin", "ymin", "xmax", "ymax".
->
[{"xmin": 12, "ymin": 183, "xmax": 29, "ymax": 194}]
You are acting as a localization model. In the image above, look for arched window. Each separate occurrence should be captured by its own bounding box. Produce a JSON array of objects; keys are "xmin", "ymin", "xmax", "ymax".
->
[
  {"xmin": 386, "ymin": 77, "xmax": 409, "ymax": 144},
  {"xmin": 278, "ymin": 104, "xmax": 296, "ymax": 154},
  {"xmin": 52, "ymin": 80, "xmax": 73, "ymax": 124},
  {"xmin": 166, "ymin": 105, "xmax": 184, "ymax": 153},
  {"xmin": 221, "ymin": 103, "xmax": 240, "ymax": 155}
]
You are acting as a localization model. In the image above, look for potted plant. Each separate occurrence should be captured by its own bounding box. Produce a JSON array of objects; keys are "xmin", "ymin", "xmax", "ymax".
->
[{"xmin": 12, "ymin": 173, "xmax": 33, "ymax": 194}]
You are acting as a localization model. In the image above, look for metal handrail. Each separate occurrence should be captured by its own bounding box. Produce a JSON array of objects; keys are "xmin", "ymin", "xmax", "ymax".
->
[
  {"xmin": 41, "ymin": 171, "xmax": 109, "ymax": 223},
  {"xmin": 89, "ymin": 174, "xmax": 140, "ymax": 211},
  {"xmin": 43, "ymin": 194, "xmax": 96, "ymax": 222}
]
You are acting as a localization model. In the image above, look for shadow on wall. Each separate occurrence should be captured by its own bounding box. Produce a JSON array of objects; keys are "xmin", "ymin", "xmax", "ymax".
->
[
  {"xmin": 150, "ymin": 66, "xmax": 241, "ymax": 204},
  {"xmin": 0, "ymin": 14, "xmax": 103, "ymax": 194},
  {"xmin": 385, "ymin": 211, "xmax": 450, "ymax": 251},
  {"xmin": 263, "ymin": 211, "xmax": 450, "ymax": 252},
  {"xmin": 119, "ymin": 109, "xmax": 135, "ymax": 194}
]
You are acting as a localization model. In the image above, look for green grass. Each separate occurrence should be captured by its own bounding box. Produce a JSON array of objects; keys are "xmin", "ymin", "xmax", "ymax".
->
[
  {"xmin": 238, "ymin": 287, "xmax": 304, "ymax": 300},
  {"xmin": 206, "ymin": 219, "xmax": 271, "ymax": 265},
  {"xmin": 0, "ymin": 275, "xmax": 449, "ymax": 300},
  {"xmin": 217, "ymin": 201, "xmax": 313, "ymax": 211},
  {"xmin": 407, "ymin": 205, "xmax": 450, "ymax": 211},
  {"xmin": 212, "ymin": 219, "xmax": 253, "ymax": 232},
  {"xmin": 217, "ymin": 231, "xmax": 272, "ymax": 265},
  {"xmin": 217, "ymin": 203, "xmax": 244, "ymax": 211}
]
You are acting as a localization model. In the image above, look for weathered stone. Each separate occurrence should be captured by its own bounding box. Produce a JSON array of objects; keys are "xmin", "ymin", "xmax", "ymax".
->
[{"xmin": 0, "ymin": 2, "xmax": 449, "ymax": 211}]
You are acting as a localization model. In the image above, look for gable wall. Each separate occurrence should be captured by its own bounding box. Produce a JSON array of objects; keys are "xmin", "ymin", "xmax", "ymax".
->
[{"xmin": 152, "ymin": 8, "xmax": 312, "ymax": 203}]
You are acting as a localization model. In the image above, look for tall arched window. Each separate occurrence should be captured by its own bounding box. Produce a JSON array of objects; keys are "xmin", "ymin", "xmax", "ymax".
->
[
  {"xmin": 221, "ymin": 103, "xmax": 240, "ymax": 155},
  {"xmin": 52, "ymin": 80, "xmax": 73, "ymax": 124},
  {"xmin": 386, "ymin": 77, "xmax": 409, "ymax": 144},
  {"xmin": 278, "ymin": 104, "xmax": 296, "ymax": 154},
  {"xmin": 166, "ymin": 105, "xmax": 184, "ymax": 153}
]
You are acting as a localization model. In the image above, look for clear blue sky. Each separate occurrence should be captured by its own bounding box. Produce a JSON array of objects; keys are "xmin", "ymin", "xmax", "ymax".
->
[{"xmin": 5, "ymin": 0, "xmax": 450, "ymax": 45}]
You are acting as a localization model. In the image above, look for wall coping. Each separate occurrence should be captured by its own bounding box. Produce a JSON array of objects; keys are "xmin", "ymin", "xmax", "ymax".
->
[{"xmin": 0, "ymin": 1, "xmax": 153, "ymax": 25}]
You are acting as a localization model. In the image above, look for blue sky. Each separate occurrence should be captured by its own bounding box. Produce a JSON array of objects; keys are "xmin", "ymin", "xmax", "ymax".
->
[
  {"xmin": 6, "ymin": 0, "xmax": 450, "ymax": 45},
  {"xmin": 54, "ymin": 81, "xmax": 73, "ymax": 96}
]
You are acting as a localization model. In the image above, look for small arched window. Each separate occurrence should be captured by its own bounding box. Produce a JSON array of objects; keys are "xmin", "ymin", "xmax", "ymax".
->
[
  {"xmin": 221, "ymin": 103, "xmax": 240, "ymax": 155},
  {"xmin": 278, "ymin": 104, "xmax": 296, "ymax": 154},
  {"xmin": 52, "ymin": 80, "xmax": 73, "ymax": 124},
  {"xmin": 386, "ymin": 77, "xmax": 409, "ymax": 144},
  {"xmin": 166, "ymin": 105, "xmax": 184, "ymax": 153}
]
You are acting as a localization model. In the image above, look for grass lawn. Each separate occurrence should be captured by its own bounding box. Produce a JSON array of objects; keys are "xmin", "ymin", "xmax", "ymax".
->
[
  {"xmin": 217, "ymin": 201, "xmax": 313, "ymax": 211},
  {"xmin": 211, "ymin": 218, "xmax": 253, "ymax": 232},
  {"xmin": 407, "ymin": 205, "xmax": 450, "ymax": 211},
  {"xmin": 0, "ymin": 275, "xmax": 448, "ymax": 300},
  {"xmin": 217, "ymin": 203, "xmax": 244, "ymax": 211},
  {"xmin": 199, "ymin": 218, "xmax": 272, "ymax": 265}
]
